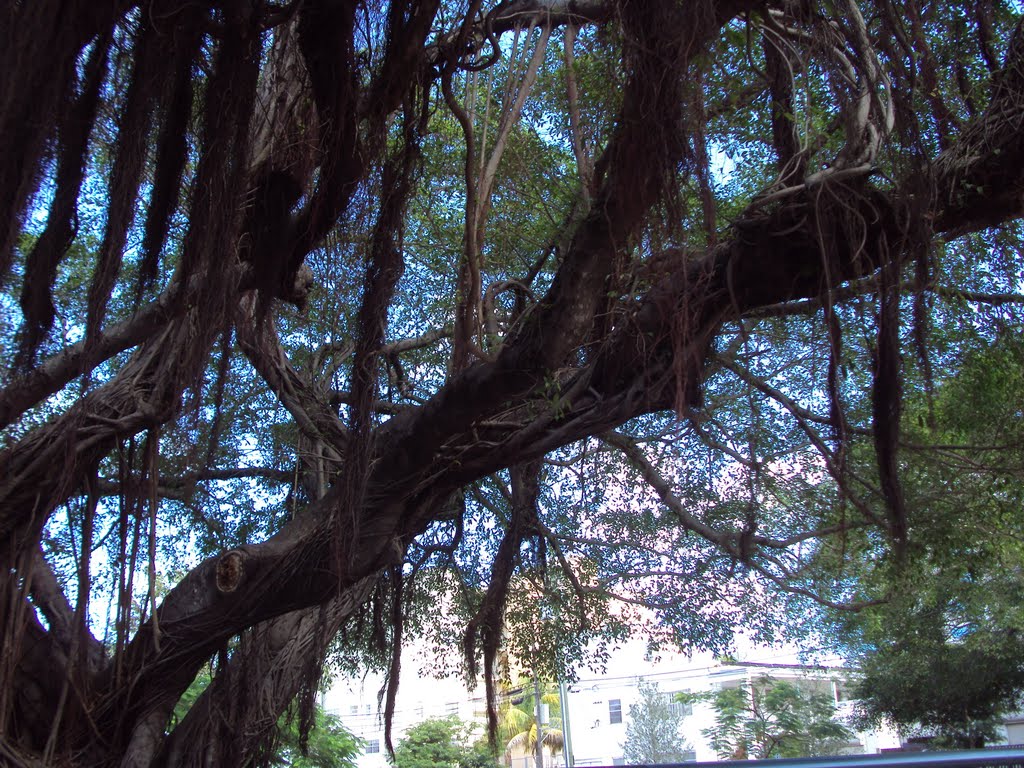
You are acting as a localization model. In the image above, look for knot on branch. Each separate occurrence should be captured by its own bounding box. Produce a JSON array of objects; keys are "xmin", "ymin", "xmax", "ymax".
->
[
  {"xmin": 216, "ymin": 549, "xmax": 245, "ymax": 593},
  {"xmin": 284, "ymin": 262, "xmax": 315, "ymax": 309}
]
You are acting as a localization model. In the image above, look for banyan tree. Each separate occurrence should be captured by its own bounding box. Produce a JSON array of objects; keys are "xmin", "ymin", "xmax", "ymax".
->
[{"xmin": 1, "ymin": 0, "xmax": 1023, "ymax": 765}]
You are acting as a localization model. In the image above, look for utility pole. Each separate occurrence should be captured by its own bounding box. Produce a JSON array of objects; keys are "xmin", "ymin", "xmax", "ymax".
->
[
  {"xmin": 534, "ymin": 674, "xmax": 545, "ymax": 768},
  {"xmin": 558, "ymin": 679, "xmax": 574, "ymax": 767}
]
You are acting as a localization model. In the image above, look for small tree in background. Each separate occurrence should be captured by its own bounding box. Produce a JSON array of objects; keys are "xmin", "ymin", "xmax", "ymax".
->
[
  {"xmin": 622, "ymin": 680, "xmax": 693, "ymax": 765},
  {"xmin": 851, "ymin": 631, "xmax": 1023, "ymax": 749},
  {"xmin": 393, "ymin": 716, "xmax": 498, "ymax": 768},
  {"xmin": 686, "ymin": 676, "xmax": 853, "ymax": 759},
  {"xmin": 274, "ymin": 709, "xmax": 364, "ymax": 768}
]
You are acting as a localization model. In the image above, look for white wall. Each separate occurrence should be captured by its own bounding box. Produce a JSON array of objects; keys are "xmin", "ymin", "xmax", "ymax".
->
[
  {"xmin": 562, "ymin": 636, "xmax": 899, "ymax": 766},
  {"xmin": 325, "ymin": 667, "xmax": 486, "ymax": 768},
  {"xmin": 564, "ymin": 640, "xmax": 719, "ymax": 765}
]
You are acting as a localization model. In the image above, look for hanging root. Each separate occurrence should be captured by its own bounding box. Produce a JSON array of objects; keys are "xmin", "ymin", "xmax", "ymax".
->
[
  {"xmin": 136, "ymin": 11, "xmax": 205, "ymax": 304},
  {"xmin": 463, "ymin": 520, "xmax": 521, "ymax": 748},
  {"xmin": 872, "ymin": 242, "xmax": 907, "ymax": 556},
  {"xmin": 86, "ymin": 17, "xmax": 162, "ymax": 351},
  {"xmin": 15, "ymin": 32, "xmax": 110, "ymax": 369},
  {"xmin": 383, "ymin": 566, "xmax": 404, "ymax": 757}
]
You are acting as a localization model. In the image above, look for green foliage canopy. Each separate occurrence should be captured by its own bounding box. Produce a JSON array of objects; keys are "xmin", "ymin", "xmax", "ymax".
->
[{"xmin": 827, "ymin": 333, "xmax": 1024, "ymax": 747}]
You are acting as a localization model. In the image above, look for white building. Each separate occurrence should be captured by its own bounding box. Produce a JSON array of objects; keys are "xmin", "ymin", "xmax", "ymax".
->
[
  {"xmin": 563, "ymin": 639, "xmax": 899, "ymax": 766},
  {"xmin": 325, "ymin": 634, "xmax": 902, "ymax": 767},
  {"xmin": 1002, "ymin": 717, "xmax": 1024, "ymax": 747},
  {"xmin": 325, "ymin": 666, "xmax": 488, "ymax": 768}
]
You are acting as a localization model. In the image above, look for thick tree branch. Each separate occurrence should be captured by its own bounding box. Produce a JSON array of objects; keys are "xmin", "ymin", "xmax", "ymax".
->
[
  {"xmin": 237, "ymin": 303, "xmax": 349, "ymax": 458},
  {"xmin": 90, "ymin": 467, "xmax": 293, "ymax": 502},
  {"xmin": 0, "ymin": 284, "xmax": 179, "ymax": 431},
  {"xmin": 28, "ymin": 550, "xmax": 107, "ymax": 679}
]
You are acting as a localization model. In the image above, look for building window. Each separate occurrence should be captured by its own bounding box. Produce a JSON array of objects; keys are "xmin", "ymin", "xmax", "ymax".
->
[
  {"xmin": 612, "ymin": 758, "xmax": 627, "ymax": 766},
  {"xmin": 348, "ymin": 705, "xmax": 359, "ymax": 715},
  {"xmin": 366, "ymin": 739, "xmax": 380, "ymax": 754},
  {"xmin": 834, "ymin": 681, "xmax": 853, "ymax": 702},
  {"xmin": 667, "ymin": 692, "xmax": 692, "ymax": 717},
  {"xmin": 681, "ymin": 750, "xmax": 697, "ymax": 762},
  {"xmin": 446, "ymin": 701, "xmax": 460, "ymax": 715},
  {"xmin": 609, "ymin": 699, "xmax": 622, "ymax": 724}
]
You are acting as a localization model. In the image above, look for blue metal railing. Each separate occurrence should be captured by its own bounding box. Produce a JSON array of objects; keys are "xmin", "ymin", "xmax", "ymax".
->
[{"xmin": 582, "ymin": 748, "xmax": 1024, "ymax": 768}]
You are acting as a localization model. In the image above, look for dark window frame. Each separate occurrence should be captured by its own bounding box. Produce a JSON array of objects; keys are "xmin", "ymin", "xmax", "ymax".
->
[{"xmin": 609, "ymin": 698, "xmax": 623, "ymax": 724}]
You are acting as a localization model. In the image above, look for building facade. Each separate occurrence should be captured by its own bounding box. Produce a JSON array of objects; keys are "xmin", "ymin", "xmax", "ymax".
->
[
  {"xmin": 562, "ymin": 650, "xmax": 898, "ymax": 766},
  {"xmin": 326, "ymin": 668, "xmax": 488, "ymax": 768},
  {"xmin": 326, "ymin": 637, "xmax": 904, "ymax": 767}
]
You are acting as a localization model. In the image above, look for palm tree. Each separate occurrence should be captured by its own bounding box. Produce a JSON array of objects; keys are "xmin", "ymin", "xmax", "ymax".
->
[{"xmin": 499, "ymin": 687, "xmax": 564, "ymax": 768}]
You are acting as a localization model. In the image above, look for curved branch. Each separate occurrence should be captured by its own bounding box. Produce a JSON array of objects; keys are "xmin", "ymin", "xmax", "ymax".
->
[
  {"xmin": 28, "ymin": 551, "xmax": 107, "ymax": 679},
  {"xmin": 237, "ymin": 302, "xmax": 349, "ymax": 457},
  {"xmin": 602, "ymin": 430, "xmax": 737, "ymax": 552},
  {"xmin": 90, "ymin": 466, "xmax": 294, "ymax": 501},
  {"xmin": 0, "ymin": 284, "xmax": 180, "ymax": 431}
]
